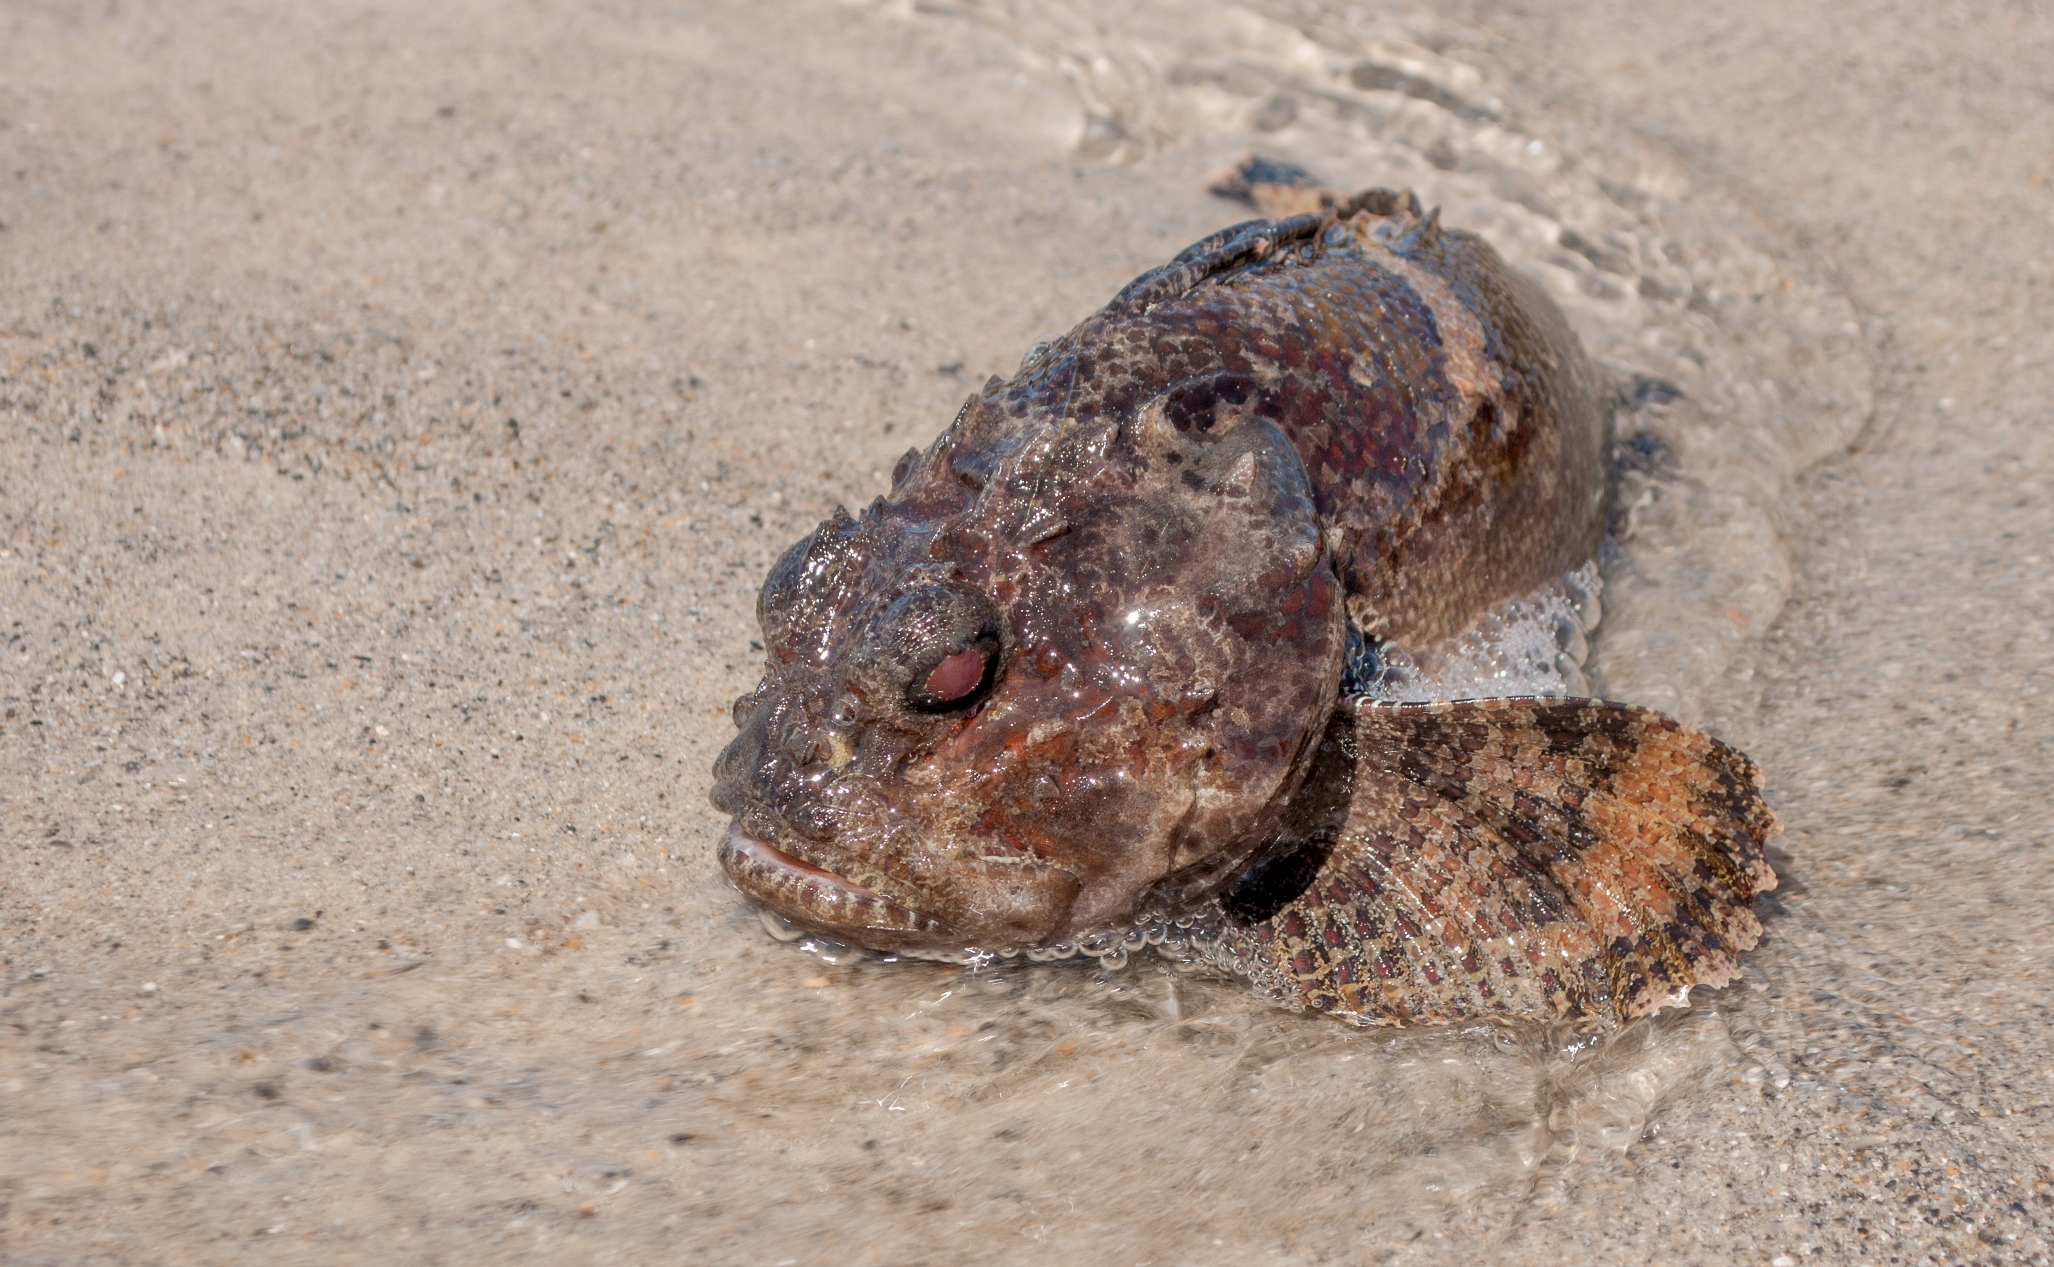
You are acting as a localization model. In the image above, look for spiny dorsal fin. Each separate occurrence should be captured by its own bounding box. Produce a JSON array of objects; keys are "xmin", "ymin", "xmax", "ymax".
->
[
  {"xmin": 1106, "ymin": 214, "xmax": 1326, "ymax": 316},
  {"xmin": 1219, "ymin": 696, "xmax": 1779, "ymax": 1028}
]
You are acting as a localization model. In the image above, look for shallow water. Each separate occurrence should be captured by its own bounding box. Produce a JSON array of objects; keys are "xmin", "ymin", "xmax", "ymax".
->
[
  {"xmin": 674, "ymin": 0, "xmax": 1872, "ymax": 1246},
  {"xmin": 5, "ymin": 0, "xmax": 2053, "ymax": 1263}
]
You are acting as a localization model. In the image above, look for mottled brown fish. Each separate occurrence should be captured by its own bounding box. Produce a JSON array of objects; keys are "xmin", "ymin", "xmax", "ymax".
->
[{"xmin": 711, "ymin": 158, "xmax": 1778, "ymax": 1029}]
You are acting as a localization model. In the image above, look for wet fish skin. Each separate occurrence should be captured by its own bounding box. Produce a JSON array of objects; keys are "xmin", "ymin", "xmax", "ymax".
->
[{"xmin": 711, "ymin": 180, "xmax": 1616, "ymax": 953}]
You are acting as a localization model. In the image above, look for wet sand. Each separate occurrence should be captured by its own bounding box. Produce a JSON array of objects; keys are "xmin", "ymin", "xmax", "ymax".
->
[{"xmin": 4, "ymin": 1, "xmax": 2052, "ymax": 1263}]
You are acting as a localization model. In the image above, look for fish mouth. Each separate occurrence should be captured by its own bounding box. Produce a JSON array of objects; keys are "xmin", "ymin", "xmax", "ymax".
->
[{"xmin": 716, "ymin": 822, "xmax": 964, "ymax": 949}]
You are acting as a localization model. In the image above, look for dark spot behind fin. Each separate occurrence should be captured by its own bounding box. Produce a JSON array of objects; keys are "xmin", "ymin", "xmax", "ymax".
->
[
  {"xmin": 1220, "ymin": 707, "xmax": 1359, "ymax": 923},
  {"xmin": 1221, "ymin": 836, "xmax": 1334, "ymax": 924}
]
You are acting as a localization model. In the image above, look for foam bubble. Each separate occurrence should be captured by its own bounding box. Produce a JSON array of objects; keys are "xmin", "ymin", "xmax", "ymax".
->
[{"xmin": 1347, "ymin": 561, "xmax": 1603, "ymax": 702}]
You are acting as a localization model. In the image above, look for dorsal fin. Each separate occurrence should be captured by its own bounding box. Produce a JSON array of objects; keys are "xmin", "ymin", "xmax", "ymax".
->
[
  {"xmin": 1106, "ymin": 214, "xmax": 1327, "ymax": 317},
  {"xmin": 1384, "ymin": 205, "xmax": 1443, "ymax": 254}
]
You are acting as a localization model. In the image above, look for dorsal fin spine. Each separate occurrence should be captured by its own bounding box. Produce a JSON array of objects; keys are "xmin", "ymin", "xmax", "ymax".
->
[{"xmin": 1107, "ymin": 214, "xmax": 1328, "ymax": 315}]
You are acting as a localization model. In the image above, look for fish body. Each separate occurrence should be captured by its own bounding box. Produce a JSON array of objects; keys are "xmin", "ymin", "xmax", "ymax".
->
[{"xmin": 711, "ymin": 166, "xmax": 1776, "ymax": 1027}]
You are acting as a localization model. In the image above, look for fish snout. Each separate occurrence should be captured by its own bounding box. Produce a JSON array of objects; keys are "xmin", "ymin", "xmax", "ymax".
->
[
  {"xmin": 712, "ymin": 673, "xmax": 917, "ymax": 840},
  {"xmin": 713, "ymin": 681, "xmax": 830, "ymax": 794}
]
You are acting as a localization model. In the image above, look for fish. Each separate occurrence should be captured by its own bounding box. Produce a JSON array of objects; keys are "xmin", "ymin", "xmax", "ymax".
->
[{"xmin": 710, "ymin": 156, "xmax": 1778, "ymax": 1029}]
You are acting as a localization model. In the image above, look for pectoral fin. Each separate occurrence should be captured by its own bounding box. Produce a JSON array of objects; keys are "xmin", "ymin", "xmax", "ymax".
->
[{"xmin": 1214, "ymin": 696, "xmax": 1779, "ymax": 1029}]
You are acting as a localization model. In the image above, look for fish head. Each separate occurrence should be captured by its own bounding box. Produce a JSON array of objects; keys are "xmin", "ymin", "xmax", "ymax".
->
[{"xmin": 712, "ymin": 369, "xmax": 1345, "ymax": 950}]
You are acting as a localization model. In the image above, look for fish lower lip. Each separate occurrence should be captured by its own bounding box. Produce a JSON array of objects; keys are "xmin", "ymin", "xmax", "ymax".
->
[
  {"xmin": 729, "ymin": 831, "xmax": 859, "ymax": 886},
  {"xmin": 717, "ymin": 823, "xmax": 958, "ymax": 946}
]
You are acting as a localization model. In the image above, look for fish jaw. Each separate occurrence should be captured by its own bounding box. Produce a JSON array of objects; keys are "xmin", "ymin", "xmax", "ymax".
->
[
  {"xmin": 713, "ymin": 811, "xmax": 1086, "ymax": 951},
  {"xmin": 710, "ymin": 664, "xmax": 1093, "ymax": 949},
  {"xmin": 715, "ymin": 823, "xmax": 964, "ymax": 948}
]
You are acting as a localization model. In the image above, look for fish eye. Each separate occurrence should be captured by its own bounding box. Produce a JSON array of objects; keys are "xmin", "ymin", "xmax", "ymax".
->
[
  {"xmin": 856, "ymin": 581, "xmax": 1007, "ymax": 716},
  {"xmin": 906, "ymin": 635, "xmax": 999, "ymax": 713}
]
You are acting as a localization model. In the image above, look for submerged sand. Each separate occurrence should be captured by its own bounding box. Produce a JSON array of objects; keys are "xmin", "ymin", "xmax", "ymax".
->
[{"xmin": 4, "ymin": 1, "xmax": 2052, "ymax": 1263}]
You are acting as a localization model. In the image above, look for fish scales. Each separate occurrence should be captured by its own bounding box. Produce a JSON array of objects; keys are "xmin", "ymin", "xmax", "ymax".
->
[
  {"xmin": 711, "ymin": 161, "xmax": 1778, "ymax": 1029},
  {"xmin": 948, "ymin": 197, "xmax": 1608, "ymax": 650}
]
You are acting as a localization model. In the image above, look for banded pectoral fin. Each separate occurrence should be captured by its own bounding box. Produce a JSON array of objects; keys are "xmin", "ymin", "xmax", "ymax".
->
[{"xmin": 1214, "ymin": 697, "xmax": 1779, "ymax": 1029}]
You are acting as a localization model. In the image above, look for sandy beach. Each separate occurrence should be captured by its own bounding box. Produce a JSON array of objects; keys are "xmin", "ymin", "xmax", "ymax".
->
[{"xmin": 5, "ymin": 1, "xmax": 2053, "ymax": 1262}]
